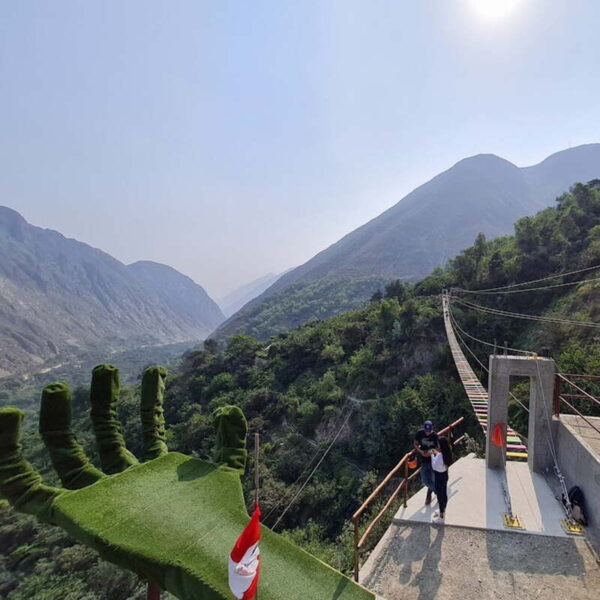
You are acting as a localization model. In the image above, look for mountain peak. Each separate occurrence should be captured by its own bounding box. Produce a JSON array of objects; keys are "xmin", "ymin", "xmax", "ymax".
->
[
  {"xmin": 451, "ymin": 153, "xmax": 518, "ymax": 173},
  {"xmin": 214, "ymin": 143, "xmax": 600, "ymax": 340},
  {"xmin": 0, "ymin": 206, "xmax": 28, "ymax": 240},
  {"xmin": 528, "ymin": 143, "xmax": 600, "ymax": 169}
]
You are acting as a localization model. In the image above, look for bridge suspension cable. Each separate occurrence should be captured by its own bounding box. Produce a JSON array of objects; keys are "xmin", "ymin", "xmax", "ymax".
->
[
  {"xmin": 447, "ymin": 300, "xmax": 533, "ymax": 355},
  {"xmin": 442, "ymin": 292, "xmax": 528, "ymax": 460},
  {"xmin": 533, "ymin": 358, "xmax": 574, "ymax": 520},
  {"xmin": 448, "ymin": 308, "xmax": 530, "ymax": 417},
  {"xmin": 451, "ymin": 296, "xmax": 600, "ymax": 330},
  {"xmin": 454, "ymin": 275, "xmax": 600, "ymax": 295},
  {"xmin": 452, "ymin": 262, "xmax": 600, "ymax": 294},
  {"xmin": 263, "ymin": 395, "xmax": 358, "ymax": 526},
  {"xmin": 271, "ymin": 406, "xmax": 355, "ymax": 531}
]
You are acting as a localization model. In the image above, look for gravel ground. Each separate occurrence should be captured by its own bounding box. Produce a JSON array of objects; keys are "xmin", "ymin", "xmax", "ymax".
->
[{"xmin": 361, "ymin": 522, "xmax": 600, "ymax": 600}]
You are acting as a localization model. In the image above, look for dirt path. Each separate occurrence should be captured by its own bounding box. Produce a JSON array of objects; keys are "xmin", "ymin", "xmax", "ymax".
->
[{"xmin": 361, "ymin": 522, "xmax": 600, "ymax": 600}]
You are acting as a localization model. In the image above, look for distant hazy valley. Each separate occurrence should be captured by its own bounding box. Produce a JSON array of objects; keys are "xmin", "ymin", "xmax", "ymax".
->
[
  {"xmin": 217, "ymin": 270, "xmax": 289, "ymax": 318},
  {"xmin": 0, "ymin": 207, "xmax": 224, "ymax": 377}
]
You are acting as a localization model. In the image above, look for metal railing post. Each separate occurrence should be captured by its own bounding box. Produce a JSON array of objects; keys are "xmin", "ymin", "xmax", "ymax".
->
[
  {"xmin": 553, "ymin": 374, "xmax": 562, "ymax": 416},
  {"xmin": 403, "ymin": 460, "xmax": 409, "ymax": 508},
  {"xmin": 349, "ymin": 416, "xmax": 464, "ymax": 576},
  {"xmin": 353, "ymin": 518, "xmax": 360, "ymax": 582},
  {"xmin": 147, "ymin": 582, "xmax": 160, "ymax": 600}
]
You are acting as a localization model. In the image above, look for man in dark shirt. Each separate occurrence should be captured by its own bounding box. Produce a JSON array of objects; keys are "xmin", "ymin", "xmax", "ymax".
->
[{"xmin": 414, "ymin": 420, "xmax": 439, "ymax": 505}]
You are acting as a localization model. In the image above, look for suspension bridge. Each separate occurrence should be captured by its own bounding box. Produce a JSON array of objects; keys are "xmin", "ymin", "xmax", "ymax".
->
[
  {"xmin": 254, "ymin": 265, "xmax": 600, "ymax": 599},
  {"xmin": 442, "ymin": 292, "xmax": 528, "ymax": 460},
  {"xmin": 351, "ymin": 267, "xmax": 600, "ymax": 600}
]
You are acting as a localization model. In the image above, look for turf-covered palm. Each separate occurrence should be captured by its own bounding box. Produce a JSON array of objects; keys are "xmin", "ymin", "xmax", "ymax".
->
[{"xmin": 0, "ymin": 364, "xmax": 373, "ymax": 600}]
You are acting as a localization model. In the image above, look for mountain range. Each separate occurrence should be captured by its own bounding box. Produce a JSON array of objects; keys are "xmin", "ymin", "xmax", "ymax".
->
[
  {"xmin": 0, "ymin": 207, "xmax": 224, "ymax": 376},
  {"xmin": 214, "ymin": 143, "xmax": 600, "ymax": 340}
]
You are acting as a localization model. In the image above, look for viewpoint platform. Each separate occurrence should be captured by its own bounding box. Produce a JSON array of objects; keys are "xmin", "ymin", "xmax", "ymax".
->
[{"xmin": 390, "ymin": 454, "xmax": 569, "ymax": 537}]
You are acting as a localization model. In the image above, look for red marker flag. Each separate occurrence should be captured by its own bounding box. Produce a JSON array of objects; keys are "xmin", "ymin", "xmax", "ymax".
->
[
  {"xmin": 229, "ymin": 504, "xmax": 261, "ymax": 599},
  {"xmin": 491, "ymin": 423, "xmax": 506, "ymax": 448}
]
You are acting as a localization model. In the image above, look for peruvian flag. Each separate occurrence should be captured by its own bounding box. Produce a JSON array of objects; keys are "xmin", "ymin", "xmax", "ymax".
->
[{"xmin": 229, "ymin": 504, "xmax": 261, "ymax": 599}]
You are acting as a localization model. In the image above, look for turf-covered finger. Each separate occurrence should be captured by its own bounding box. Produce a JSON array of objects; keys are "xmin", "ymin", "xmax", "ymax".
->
[
  {"xmin": 212, "ymin": 405, "xmax": 248, "ymax": 473},
  {"xmin": 140, "ymin": 365, "xmax": 168, "ymax": 461},
  {"xmin": 90, "ymin": 364, "xmax": 139, "ymax": 474},
  {"xmin": 40, "ymin": 381, "xmax": 105, "ymax": 489},
  {"xmin": 0, "ymin": 407, "xmax": 62, "ymax": 520}
]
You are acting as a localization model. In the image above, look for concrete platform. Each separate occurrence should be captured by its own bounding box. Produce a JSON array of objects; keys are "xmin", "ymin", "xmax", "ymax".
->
[
  {"xmin": 561, "ymin": 414, "xmax": 600, "ymax": 457},
  {"xmin": 393, "ymin": 455, "xmax": 569, "ymax": 537},
  {"xmin": 360, "ymin": 521, "xmax": 600, "ymax": 600}
]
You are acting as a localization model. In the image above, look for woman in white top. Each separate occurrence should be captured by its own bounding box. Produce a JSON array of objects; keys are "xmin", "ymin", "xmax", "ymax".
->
[{"xmin": 431, "ymin": 435, "xmax": 453, "ymax": 523}]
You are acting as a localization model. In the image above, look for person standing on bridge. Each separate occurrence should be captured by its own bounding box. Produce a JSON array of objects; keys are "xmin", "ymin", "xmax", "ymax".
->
[
  {"xmin": 431, "ymin": 436, "xmax": 453, "ymax": 524},
  {"xmin": 414, "ymin": 420, "xmax": 439, "ymax": 505}
]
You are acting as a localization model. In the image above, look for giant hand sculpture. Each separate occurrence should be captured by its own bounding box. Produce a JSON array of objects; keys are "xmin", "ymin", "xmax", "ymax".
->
[{"xmin": 0, "ymin": 364, "xmax": 373, "ymax": 600}]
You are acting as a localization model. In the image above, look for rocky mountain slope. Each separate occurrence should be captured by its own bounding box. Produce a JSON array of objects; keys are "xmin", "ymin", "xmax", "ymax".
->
[
  {"xmin": 215, "ymin": 144, "xmax": 600, "ymax": 340},
  {"xmin": 0, "ymin": 207, "xmax": 224, "ymax": 376}
]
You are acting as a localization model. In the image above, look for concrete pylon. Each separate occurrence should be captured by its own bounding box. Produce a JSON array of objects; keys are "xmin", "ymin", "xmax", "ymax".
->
[{"xmin": 487, "ymin": 355, "xmax": 555, "ymax": 473}]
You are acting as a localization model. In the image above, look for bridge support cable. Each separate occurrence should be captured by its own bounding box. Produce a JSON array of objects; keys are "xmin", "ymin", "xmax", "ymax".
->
[
  {"xmin": 443, "ymin": 292, "xmax": 522, "ymax": 523},
  {"xmin": 263, "ymin": 394, "xmax": 361, "ymax": 526},
  {"xmin": 451, "ymin": 296, "xmax": 600, "ymax": 330},
  {"xmin": 447, "ymin": 301, "xmax": 533, "ymax": 356},
  {"xmin": 442, "ymin": 292, "xmax": 528, "ymax": 460},
  {"xmin": 452, "ymin": 262, "xmax": 600, "ymax": 294},
  {"xmin": 271, "ymin": 404, "xmax": 356, "ymax": 531},
  {"xmin": 448, "ymin": 308, "xmax": 531, "ymax": 448},
  {"xmin": 533, "ymin": 360, "xmax": 580, "ymax": 529}
]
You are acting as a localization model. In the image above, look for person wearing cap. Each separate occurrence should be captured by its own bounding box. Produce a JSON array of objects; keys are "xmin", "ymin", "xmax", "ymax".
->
[{"xmin": 413, "ymin": 420, "xmax": 439, "ymax": 505}]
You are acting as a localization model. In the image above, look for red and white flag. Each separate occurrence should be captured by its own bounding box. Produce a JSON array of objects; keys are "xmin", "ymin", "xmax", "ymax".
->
[
  {"xmin": 491, "ymin": 423, "xmax": 506, "ymax": 448},
  {"xmin": 229, "ymin": 504, "xmax": 261, "ymax": 599}
]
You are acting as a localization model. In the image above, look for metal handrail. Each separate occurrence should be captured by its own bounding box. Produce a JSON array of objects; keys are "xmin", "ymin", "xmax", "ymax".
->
[
  {"xmin": 351, "ymin": 416, "xmax": 464, "ymax": 582},
  {"xmin": 554, "ymin": 373, "xmax": 600, "ymax": 416},
  {"xmin": 556, "ymin": 373, "xmax": 600, "ymax": 408},
  {"xmin": 558, "ymin": 373, "xmax": 600, "ymax": 381}
]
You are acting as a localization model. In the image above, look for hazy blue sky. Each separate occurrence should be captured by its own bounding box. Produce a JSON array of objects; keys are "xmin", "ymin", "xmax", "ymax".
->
[{"xmin": 1, "ymin": 1, "xmax": 599, "ymax": 298}]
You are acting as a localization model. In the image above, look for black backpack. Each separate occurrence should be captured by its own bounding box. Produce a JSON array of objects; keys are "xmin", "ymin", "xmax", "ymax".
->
[{"xmin": 563, "ymin": 486, "xmax": 587, "ymax": 525}]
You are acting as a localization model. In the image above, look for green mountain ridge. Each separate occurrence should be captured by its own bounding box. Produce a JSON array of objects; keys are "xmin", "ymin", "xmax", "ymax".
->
[{"xmin": 215, "ymin": 144, "xmax": 600, "ymax": 341}]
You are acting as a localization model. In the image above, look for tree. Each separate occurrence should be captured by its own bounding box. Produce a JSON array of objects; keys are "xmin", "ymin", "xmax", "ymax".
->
[
  {"xmin": 203, "ymin": 338, "xmax": 219, "ymax": 355},
  {"xmin": 370, "ymin": 289, "xmax": 383, "ymax": 302},
  {"xmin": 473, "ymin": 233, "xmax": 487, "ymax": 264}
]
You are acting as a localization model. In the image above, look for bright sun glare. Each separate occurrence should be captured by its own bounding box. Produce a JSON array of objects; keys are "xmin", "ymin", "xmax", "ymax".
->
[{"xmin": 469, "ymin": 0, "xmax": 524, "ymax": 20}]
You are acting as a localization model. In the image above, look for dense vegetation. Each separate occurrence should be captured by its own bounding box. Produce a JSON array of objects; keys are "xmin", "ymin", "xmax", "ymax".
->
[
  {"xmin": 3, "ymin": 182, "xmax": 600, "ymax": 599},
  {"xmin": 214, "ymin": 276, "xmax": 389, "ymax": 341}
]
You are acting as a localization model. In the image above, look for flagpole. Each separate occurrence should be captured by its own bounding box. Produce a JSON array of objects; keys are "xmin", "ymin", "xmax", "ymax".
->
[
  {"xmin": 254, "ymin": 432, "xmax": 260, "ymax": 600},
  {"xmin": 254, "ymin": 432, "xmax": 260, "ymax": 507},
  {"xmin": 146, "ymin": 582, "xmax": 160, "ymax": 600}
]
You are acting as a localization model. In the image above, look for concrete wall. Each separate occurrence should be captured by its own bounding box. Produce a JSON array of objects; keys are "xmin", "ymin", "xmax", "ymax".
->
[
  {"xmin": 487, "ymin": 356, "xmax": 555, "ymax": 473},
  {"xmin": 554, "ymin": 417, "xmax": 600, "ymax": 551}
]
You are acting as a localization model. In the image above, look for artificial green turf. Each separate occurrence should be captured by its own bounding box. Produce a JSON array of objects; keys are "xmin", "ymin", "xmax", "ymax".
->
[
  {"xmin": 52, "ymin": 453, "xmax": 374, "ymax": 600},
  {"xmin": 140, "ymin": 366, "xmax": 169, "ymax": 461},
  {"xmin": 40, "ymin": 382, "xmax": 105, "ymax": 489}
]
